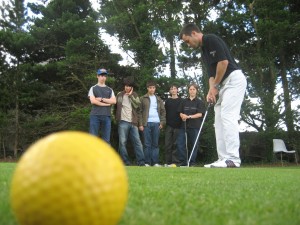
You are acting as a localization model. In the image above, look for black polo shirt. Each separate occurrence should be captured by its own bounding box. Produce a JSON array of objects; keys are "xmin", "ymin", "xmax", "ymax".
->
[
  {"xmin": 201, "ymin": 34, "xmax": 240, "ymax": 84},
  {"xmin": 165, "ymin": 97, "xmax": 182, "ymax": 128},
  {"xmin": 178, "ymin": 98, "xmax": 206, "ymax": 129}
]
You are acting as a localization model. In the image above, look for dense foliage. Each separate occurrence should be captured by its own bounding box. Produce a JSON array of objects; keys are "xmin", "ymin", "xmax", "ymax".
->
[{"xmin": 0, "ymin": 0, "xmax": 299, "ymax": 161}]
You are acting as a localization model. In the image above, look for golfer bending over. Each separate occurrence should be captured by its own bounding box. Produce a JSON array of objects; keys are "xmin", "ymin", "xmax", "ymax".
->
[{"xmin": 180, "ymin": 23, "xmax": 247, "ymax": 168}]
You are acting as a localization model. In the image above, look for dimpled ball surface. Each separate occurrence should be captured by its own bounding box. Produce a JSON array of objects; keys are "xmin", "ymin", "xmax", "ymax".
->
[{"xmin": 10, "ymin": 131, "xmax": 128, "ymax": 225}]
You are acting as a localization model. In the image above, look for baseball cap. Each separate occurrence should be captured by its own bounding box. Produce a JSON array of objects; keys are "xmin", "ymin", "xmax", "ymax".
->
[{"xmin": 97, "ymin": 68, "xmax": 108, "ymax": 75}]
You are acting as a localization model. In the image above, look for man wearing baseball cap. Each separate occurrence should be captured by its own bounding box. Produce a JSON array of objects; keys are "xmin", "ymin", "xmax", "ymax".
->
[{"xmin": 88, "ymin": 68, "xmax": 116, "ymax": 144}]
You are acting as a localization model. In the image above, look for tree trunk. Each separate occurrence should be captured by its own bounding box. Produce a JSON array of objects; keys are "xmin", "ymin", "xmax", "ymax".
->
[
  {"xmin": 169, "ymin": 36, "xmax": 176, "ymax": 78},
  {"xmin": 13, "ymin": 69, "xmax": 20, "ymax": 158},
  {"xmin": 2, "ymin": 139, "xmax": 6, "ymax": 160},
  {"xmin": 14, "ymin": 93, "xmax": 19, "ymax": 158},
  {"xmin": 279, "ymin": 50, "xmax": 294, "ymax": 132}
]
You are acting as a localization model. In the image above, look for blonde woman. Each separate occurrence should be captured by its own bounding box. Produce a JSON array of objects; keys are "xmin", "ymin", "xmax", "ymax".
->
[{"xmin": 177, "ymin": 83, "xmax": 206, "ymax": 166}]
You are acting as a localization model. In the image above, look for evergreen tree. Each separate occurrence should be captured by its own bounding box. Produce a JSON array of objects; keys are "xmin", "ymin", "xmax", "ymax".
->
[
  {"xmin": 211, "ymin": 0, "xmax": 300, "ymax": 132},
  {"xmin": 0, "ymin": 0, "xmax": 122, "ymax": 156},
  {"xmin": 0, "ymin": 0, "xmax": 34, "ymax": 157},
  {"xmin": 99, "ymin": 0, "xmax": 166, "ymax": 84}
]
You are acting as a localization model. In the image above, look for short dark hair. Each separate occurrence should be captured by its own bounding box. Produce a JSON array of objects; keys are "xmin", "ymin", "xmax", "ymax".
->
[
  {"xmin": 123, "ymin": 76, "xmax": 135, "ymax": 87},
  {"xmin": 169, "ymin": 84, "xmax": 178, "ymax": 89},
  {"xmin": 146, "ymin": 80, "xmax": 156, "ymax": 87},
  {"xmin": 179, "ymin": 23, "xmax": 201, "ymax": 39}
]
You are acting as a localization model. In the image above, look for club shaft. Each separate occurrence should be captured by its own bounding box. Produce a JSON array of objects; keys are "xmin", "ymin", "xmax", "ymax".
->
[
  {"xmin": 187, "ymin": 104, "xmax": 211, "ymax": 167},
  {"xmin": 185, "ymin": 121, "xmax": 188, "ymax": 166}
]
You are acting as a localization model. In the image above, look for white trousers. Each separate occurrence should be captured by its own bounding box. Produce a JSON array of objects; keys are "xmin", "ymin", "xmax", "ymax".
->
[{"xmin": 214, "ymin": 70, "xmax": 247, "ymax": 164}]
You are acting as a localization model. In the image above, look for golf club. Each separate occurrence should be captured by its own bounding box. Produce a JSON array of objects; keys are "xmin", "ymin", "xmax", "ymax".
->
[
  {"xmin": 187, "ymin": 103, "xmax": 213, "ymax": 167},
  {"xmin": 184, "ymin": 120, "xmax": 188, "ymax": 166}
]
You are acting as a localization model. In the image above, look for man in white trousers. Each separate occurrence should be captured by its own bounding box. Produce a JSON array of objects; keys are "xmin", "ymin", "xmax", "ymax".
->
[{"xmin": 180, "ymin": 23, "xmax": 247, "ymax": 168}]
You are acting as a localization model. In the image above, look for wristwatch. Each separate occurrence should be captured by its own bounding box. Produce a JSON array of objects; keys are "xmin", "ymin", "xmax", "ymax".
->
[
  {"xmin": 214, "ymin": 83, "xmax": 220, "ymax": 89},
  {"xmin": 189, "ymin": 115, "xmax": 192, "ymax": 119}
]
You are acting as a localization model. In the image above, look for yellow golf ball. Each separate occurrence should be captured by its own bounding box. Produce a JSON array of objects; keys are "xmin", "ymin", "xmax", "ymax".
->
[{"xmin": 10, "ymin": 131, "xmax": 128, "ymax": 225}]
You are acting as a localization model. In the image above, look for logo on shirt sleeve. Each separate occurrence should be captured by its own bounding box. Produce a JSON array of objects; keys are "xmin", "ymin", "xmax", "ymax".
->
[{"xmin": 210, "ymin": 50, "xmax": 216, "ymax": 57}]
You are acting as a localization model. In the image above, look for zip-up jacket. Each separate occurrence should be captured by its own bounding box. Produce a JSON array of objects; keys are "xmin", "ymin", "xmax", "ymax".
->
[
  {"xmin": 115, "ymin": 91, "xmax": 141, "ymax": 127},
  {"xmin": 139, "ymin": 94, "xmax": 166, "ymax": 127}
]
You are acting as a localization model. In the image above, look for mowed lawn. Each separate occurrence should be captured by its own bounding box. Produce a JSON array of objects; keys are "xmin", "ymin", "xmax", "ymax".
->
[{"xmin": 1, "ymin": 163, "xmax": 299, "ymax": 225}]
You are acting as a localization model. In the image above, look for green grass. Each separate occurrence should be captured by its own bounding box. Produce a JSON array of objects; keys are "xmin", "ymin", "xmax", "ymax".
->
[
  {"xmin": 1, "ymin": 163, "xmax": 299, "ymax": 225},
  {"xmin": 0, "ymin": 163, "xmax": 17, "ymax": 225}
]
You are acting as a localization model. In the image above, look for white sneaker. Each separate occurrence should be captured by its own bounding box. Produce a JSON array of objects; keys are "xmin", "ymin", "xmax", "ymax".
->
[
  {"xmin": 153, "ymin": 164, "xmax": 162, "ymax": 167},
  {"xmin": 145, "ymin": 164, "xmax": 151, "ymax": 167},
  {"xmin": 204, "ymin": 159, "xmax": 221, "ymax": 168},
  {"xmin": 205, "ymin": 159, "xmax": 240, "ymax": 168}
]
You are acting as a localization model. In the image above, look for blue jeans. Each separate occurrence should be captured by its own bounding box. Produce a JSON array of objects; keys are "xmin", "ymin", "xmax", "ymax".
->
[
  {"xmin": 118, "ymin": 121, "xmax": 145, "ymax": 166},
  {"xmin": 89, "ymin": 115, "xmax": 111, "ymax": 144},
  {"xmin": 143, "ymin": 122, "xmax": 160, "ymax": 165},
  {"xmin": 177, "ymin": 128, "xmax": 200, "ymax": 166}
]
